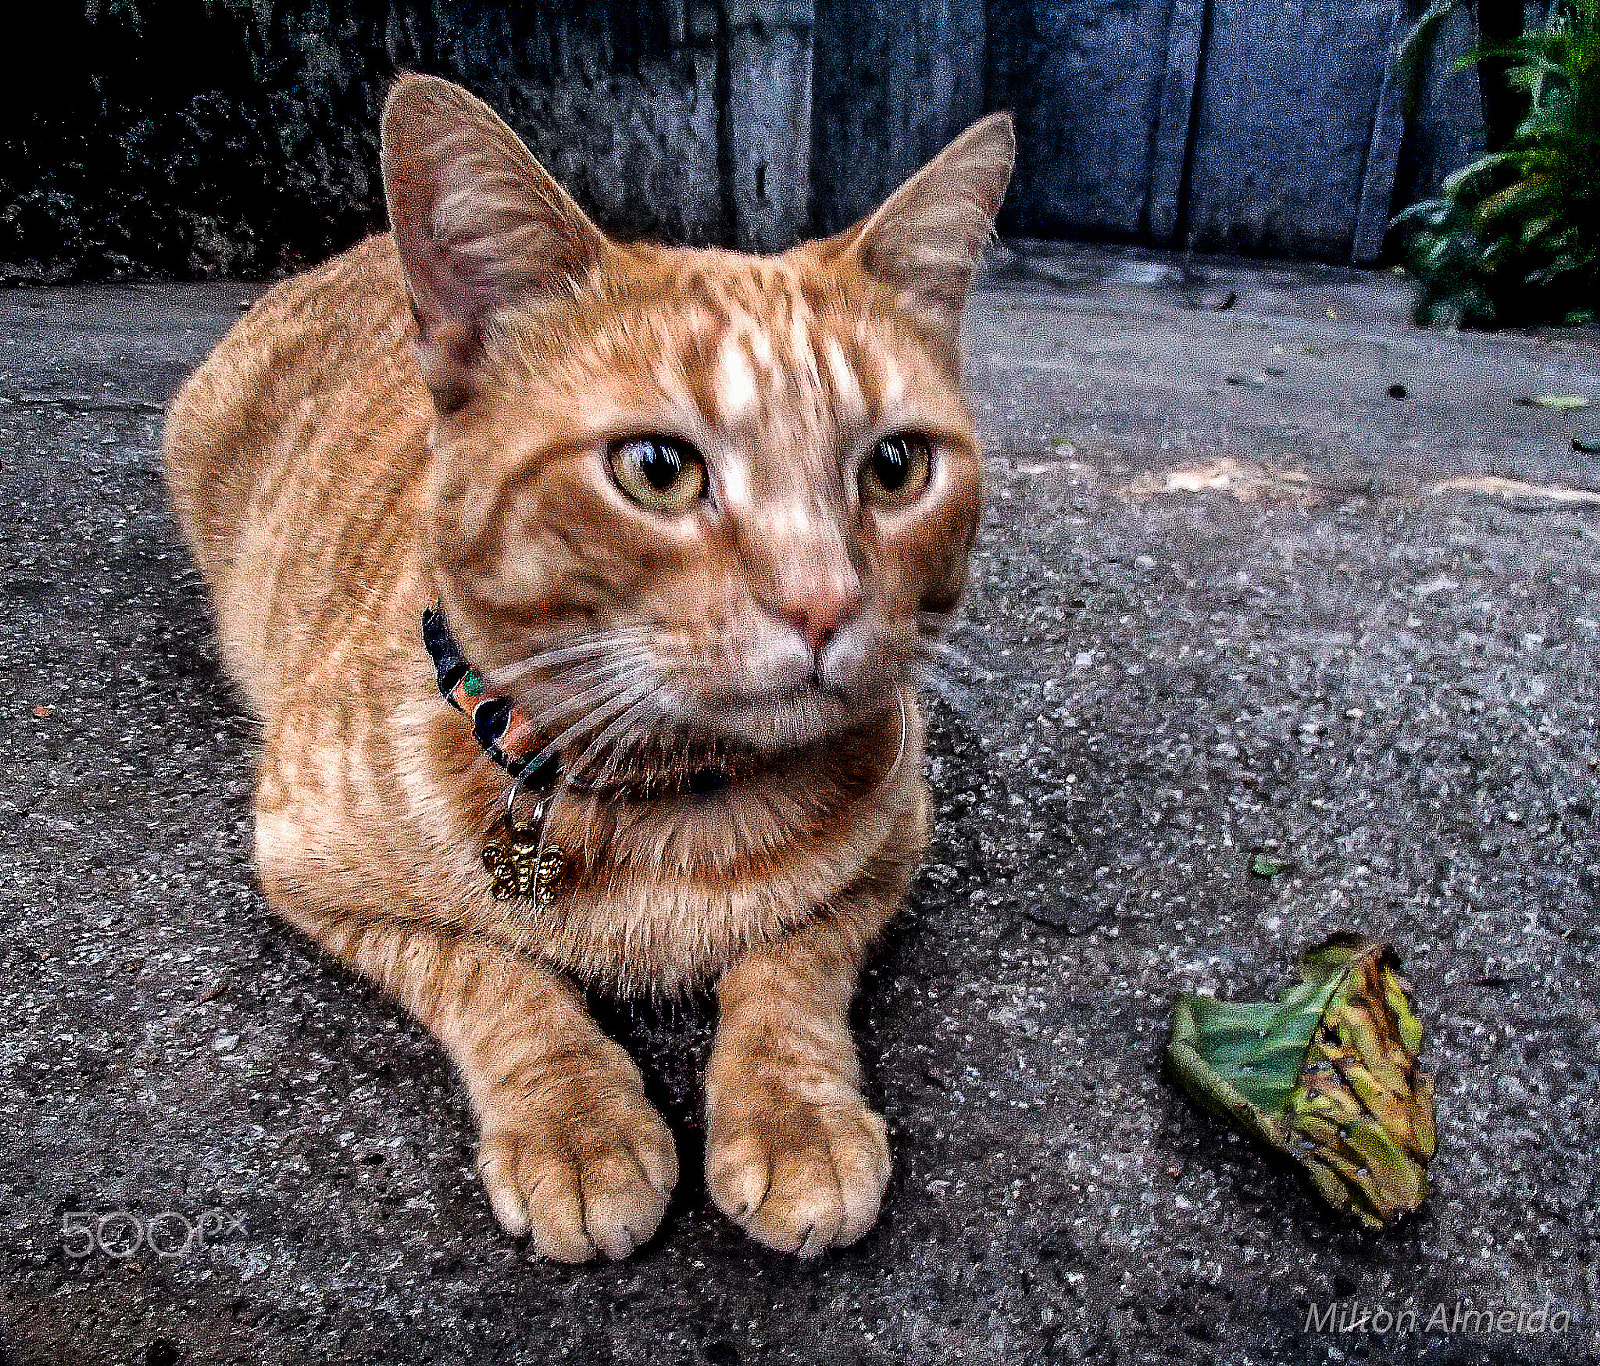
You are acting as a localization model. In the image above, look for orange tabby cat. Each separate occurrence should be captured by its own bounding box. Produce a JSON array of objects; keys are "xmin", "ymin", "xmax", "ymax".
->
[{"xmin": 163, "ymin": 73, "xmax": 1012, "ymax": 1261}]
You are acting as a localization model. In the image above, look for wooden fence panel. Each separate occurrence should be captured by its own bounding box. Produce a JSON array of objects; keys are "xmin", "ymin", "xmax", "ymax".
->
[
  {"xmin": 984, "ymin": 0, "xmax": 1183, "ymax": 242},
  {"xmin": 810, "ymin": 0, "xmax": 985, "ymax": 233}
]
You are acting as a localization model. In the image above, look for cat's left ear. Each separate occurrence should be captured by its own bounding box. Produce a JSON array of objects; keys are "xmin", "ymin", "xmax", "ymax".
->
[
  {"xmin": 825, "ymin": 112, "xmax": 1015, "ymax": 347},
  {"xmin": 381, "ymin": 73, "xmax": 609, "ymax": 409}
]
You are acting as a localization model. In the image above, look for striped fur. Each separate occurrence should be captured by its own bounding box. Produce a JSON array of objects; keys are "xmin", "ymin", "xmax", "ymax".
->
[{"xmin": 163, "ymin": 74, "xmax": 1011, "ymax": 1262}]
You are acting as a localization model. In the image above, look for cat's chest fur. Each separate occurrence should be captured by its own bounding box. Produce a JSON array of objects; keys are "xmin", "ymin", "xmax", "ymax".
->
[{"xmin": 252, "ymin": 614, "xmax": 928, "ymax": 993}]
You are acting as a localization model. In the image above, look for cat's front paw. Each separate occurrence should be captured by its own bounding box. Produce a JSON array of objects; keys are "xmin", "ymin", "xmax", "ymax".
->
[
  {"xmin": 476, "ymin": 1086, "xmax": 677, "ymax": 1262},
  {"xmin": 705, "ymin": 1082, "xmax": 891, "ymax": 1257}
]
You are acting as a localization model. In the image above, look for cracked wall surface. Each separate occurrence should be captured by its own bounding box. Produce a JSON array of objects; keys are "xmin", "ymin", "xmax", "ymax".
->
[{"xmin": 5, "ymin": 2, "xmax": 1488, "ymax": 281}]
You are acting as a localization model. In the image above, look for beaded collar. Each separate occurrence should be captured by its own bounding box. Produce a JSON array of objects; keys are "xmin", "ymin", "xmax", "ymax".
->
[
  {"xmin": 421, "ymin": 602, "xmax": 559, "ymax": 789},
  {"xmin": 422, "ymin": 602, "xmax": 566, "ymax": 904},
  {"xmin": 422, "ymin": 602, "xmax": 758, "ymax": 904}
]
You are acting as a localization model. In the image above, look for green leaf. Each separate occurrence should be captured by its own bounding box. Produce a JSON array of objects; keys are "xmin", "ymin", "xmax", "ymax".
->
[
  {"xmin": 1518, "ymin": 393, "xmax": 1591, "ymax": 409},
  {"xmin": 1390, "ymin": 198, "xmax": 1448, "ymax": 229},
  {"xmin": 1397, "ymin": 0, "xmax": 1599, "ymax": 331},
  {"xmin": 1396, "ymin": 0, "xmax": 1472, "ymax": 116},
  {"xmin": 1441, "ymin": 154, "xmax": 1513, "ymax": 198},
  {"xmin": 1248, "ymin": 853, "xmax": 1289, "ymax": 878},
  {"xmin": 1167, "ymin": 935, "xmax": 1436, "ymax": 1228}
]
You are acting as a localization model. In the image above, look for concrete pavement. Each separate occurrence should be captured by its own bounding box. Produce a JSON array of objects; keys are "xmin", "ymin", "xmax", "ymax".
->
[{"xmin": 1, "ymin": 245, "xmax": 1597, "ymax": 1363}]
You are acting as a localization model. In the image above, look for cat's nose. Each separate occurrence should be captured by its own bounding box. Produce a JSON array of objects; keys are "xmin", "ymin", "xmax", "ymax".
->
[{"xmin": 771, "ymin": 583, "xmax": 862, "ymax": 654}]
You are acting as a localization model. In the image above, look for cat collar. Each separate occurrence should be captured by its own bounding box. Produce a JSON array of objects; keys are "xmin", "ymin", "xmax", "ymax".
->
[
  {"xmin": 422, "ymin": 603, "xmax": 560, "ymax": 787},
  {"xmin": 422, "ymin": 602, "xmax": 567, "ymax": 905}
]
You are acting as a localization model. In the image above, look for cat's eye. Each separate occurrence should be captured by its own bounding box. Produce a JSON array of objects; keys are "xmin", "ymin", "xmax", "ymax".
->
[
  {"xmin": 608, "ymin": 437, "xmax": 708, "ymax": 513},
  {"xmin": 859, "ymin": 433, "xmax": 933, "ymax": 508}
]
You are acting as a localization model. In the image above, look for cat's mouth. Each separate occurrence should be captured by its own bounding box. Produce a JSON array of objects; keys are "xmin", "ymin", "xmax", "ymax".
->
[
  {"xmin": 494, "ymin": 633, "xmax": 901, "ymax": 774},
  {"xmin": 553, "ymin": 679, "xmax": 904, "ymax": 804},
  {"xmin": 559, "ymin": 729, "xmax": 766, "ymax": 798},
  {"xmin": 666, "ymin": 674, "xmax": 892, "ymax": 756}
]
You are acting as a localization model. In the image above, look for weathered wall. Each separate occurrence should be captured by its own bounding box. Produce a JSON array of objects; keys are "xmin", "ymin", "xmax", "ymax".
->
[
  {"xmin": 1392, "ymin": 3, "xmax": 1489, "ymax": 212},
  {"xmin": 727, "ymin": 0, "xmax": 815, "ymax": 251},
  {"xmin": 2, "ymin": 1, "xmax": 806, "ymax": 281},
  {"xmin": 810, "ymin": 0, "xmax": 1495, "ymax": 262},
  {"xmin": 983, "ymin": 0, "xmax": 1179, "ymax": 242},
  {"xmin": 810, "ymin": 0, "xmax": 985, "ymax": 233},
  {"xmin": 2, "ymin": 0, "xmax": 1495, "ymax": 280},
  {"xmin": 1179, "ymin": 0, "xmax": 1399, "ymax": 258}
]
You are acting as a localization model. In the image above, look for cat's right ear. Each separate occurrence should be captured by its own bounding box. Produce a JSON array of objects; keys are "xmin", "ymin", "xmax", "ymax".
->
[
  {"xmin": 381, "ymin": 73, "xmax": 608, "ymax": 410},
  {"xmin": 821, "ymin": 112, "xmax": 1015, "ymax": 352}
]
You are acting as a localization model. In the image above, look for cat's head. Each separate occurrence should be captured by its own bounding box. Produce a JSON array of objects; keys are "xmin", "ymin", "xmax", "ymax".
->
[{"xmin": 383, "ymin": 74, "xmax": 1012, "ymax": 758}]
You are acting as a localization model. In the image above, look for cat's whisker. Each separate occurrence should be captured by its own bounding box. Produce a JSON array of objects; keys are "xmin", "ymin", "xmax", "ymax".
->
[
  {"xmin": 516, "ymin": 677, "xmax": 659, "ymax": 883},
  {"xmin": 597, "ymin": 697, "xmax": 671, "ymax": 787},
  {"xmin": 581, "ymin": 733, "xmax": 637, "ymax": 801},
  {"xmin": 521, "ymin": 660, "xmax": 654, "ymax": 739},
  {"xmin": 486, "ymin": 628, "xmax": 654, "ymax": 688},
  {"xmin": 500, "ymin": 656, "xmax": 633, "ymax": 720},
  {"xmin": 916, "ymin": 632, "xmax": 985, "ymax": 675},
  {"xmin": 453, "ymin": 719, "xmax": 542, "ymax": 816},
  {"xmin": 574, "ymin": 717, "xmax": 658, "ymax": 867},
  {"xmin": 569, "ymin": 716, "xmax": 650, "ymax": 863},
  {"xmin": 917, "ymin": 610, "xmax": 987, "ymax": 668},
  {"xmin": 517, "ymin": 676, "xmax": 659, "ymax": 786},
  {"xmin": 912, "ymin": 658, "xmax": 981, "ymax": 719},
  {"xmin": 871, "ymin": 686, "xmax": 911, "ymax": 796},
  {"xmin": 455, "ymin": 660, "xmax": 654, "ymax": 839},
  {"xmin": 485, "ymin": 648, "xmax": 613, "ymax": 692},
  {"xmin": 565, "ymin": 689, "xmax": 663, "ymax": 790},
  {"xmin": 579, "ymin": 784, "xmax": 607, "ymax": 868},
  {"xmin": 535, "ymin": 655, "xmax": 647, "ymax": 703},
  {"xmin": 916, "ymin": 639, "xmax": 992, "ymax": 692},
  {"xmin": 475, "ymin": 672, "xmax": 656, "ymax": 869},
  {"xmin": 534, "ymin": 683, "xmax": 662, "ymax": 884}
]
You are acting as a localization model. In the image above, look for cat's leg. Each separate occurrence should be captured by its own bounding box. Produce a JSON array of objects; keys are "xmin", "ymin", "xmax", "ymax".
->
[
  {"xmin": 703, "ymin": 894, "xmax": 902, "ymax": 1257},
  {"xmin": 253, "ymin": 687, "xmax": 678, "ymax": 1261},
  {"xmin": 276, "ymin": 905, "xmax": 678, "ymax": 1261}
]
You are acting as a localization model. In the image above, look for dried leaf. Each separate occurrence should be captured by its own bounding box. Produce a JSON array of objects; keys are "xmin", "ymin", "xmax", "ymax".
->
[{"xmin": 1167, "ymin": 934, "xmax": 1436, "ymax": 1228}]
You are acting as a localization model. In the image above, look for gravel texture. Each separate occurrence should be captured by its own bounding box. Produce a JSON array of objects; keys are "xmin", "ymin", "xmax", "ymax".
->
[{"xmin": 1, "ymin": 246, "xmax": 1597, "ymax": 1364}]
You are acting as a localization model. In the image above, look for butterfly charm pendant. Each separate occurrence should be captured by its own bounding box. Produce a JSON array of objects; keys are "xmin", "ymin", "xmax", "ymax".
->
[
  {"xmin": 482, "ymin": 787, "xmax": 567, "ymax": 906},
  {"xmin": 482, "ymin": 831, "xmax": 566, "ymax": 905}
]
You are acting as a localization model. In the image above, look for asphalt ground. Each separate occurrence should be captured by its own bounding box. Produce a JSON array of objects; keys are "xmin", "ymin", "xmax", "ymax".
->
[{"xmin": 1, "ymin": 245, "xmax": 1597, "ymax": 1364}]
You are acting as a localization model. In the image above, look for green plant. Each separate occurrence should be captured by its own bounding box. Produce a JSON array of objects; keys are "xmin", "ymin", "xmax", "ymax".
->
[{"xmin": 1394, "ymin": 0, "xmax": 1600, "ymax": 328}]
